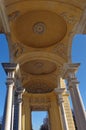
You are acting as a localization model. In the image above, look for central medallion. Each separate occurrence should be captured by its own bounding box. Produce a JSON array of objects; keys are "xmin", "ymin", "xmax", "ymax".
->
[
  {"xmin": 12, "ymin": 10, "xmax": 67, "ymax": 48},
  {"xmin": 33, "ymin": 22, "xmax": 46, "ymax": 34}
]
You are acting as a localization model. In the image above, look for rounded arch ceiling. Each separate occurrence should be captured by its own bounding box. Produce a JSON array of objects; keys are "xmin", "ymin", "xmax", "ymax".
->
[
  {"xmin": 21, "ymin": 59, "xmax": 57, "ymax": 75},
  {"xmin": 24, "ymin": 79, "xmax": 56, "ymax": 93}
]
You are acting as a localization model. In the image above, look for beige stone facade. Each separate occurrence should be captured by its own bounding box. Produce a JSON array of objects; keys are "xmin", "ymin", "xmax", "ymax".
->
[{"xmin": 0, "ymin": 0, "xmax": 86, "ymax": 130}]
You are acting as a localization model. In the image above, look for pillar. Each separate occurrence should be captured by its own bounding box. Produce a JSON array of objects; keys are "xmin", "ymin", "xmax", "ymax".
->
[
  {"xmin": 16, "ymin": 87, "xmax": 25, "ymax": 130},
  {"xmin": 63, "ymin": 63, "xmax": 86, "ymax": 130},
  {"xmin": 1, "ymin": 63, "xmax": 18, "ymax": 130},
  {"xmin": 55, "ymin": 88, "xmax": 69, "ymax": 130}
]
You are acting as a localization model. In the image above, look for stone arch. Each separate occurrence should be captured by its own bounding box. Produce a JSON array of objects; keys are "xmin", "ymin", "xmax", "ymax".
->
[{"xmin": 68, "ymin": 9, "xmax": 86, "ymax": 63}]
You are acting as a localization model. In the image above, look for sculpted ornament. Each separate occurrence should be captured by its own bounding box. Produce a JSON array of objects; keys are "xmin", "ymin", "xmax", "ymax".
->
[
  {"xmin": 29, "ymin": 97, "xmax": 51, "ymax": 104},
  {"xmin": 60, "ymin": 12, "xmax": 77, "ymax": 24},
  {"xmin": 8, "ymin": 11, "xmax": 20, "ymax": 21},
  {"xmin": 52, "ymin": 42, "xmax": 67, "ymax": 59},
  {"xmin": 12, "ymin": 43, "xmax": 25, "ymax": 58},
  {"xmin": 21, "ymin": 71, "xmax": 30, "ymax": 84}
]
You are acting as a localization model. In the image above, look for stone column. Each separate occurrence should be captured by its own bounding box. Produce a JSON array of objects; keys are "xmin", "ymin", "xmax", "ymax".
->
[
  {"xmin": 63, "ymin": 63, "xmax": 86, "ymax": 130},
  {"xmin": 1, "ymin": 63, "xmax": 18, "ymax": 130},
  {"xmin": 16, "ymin": 87, "xmax": 25, "ymax": 130},
  {"xmin": 55, "ymin": 88, "xmax": 69, "ymax": 130}
]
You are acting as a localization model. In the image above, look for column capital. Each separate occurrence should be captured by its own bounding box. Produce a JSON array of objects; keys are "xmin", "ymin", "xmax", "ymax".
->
[
  {"xmin": 16, "ymin": 87, "xmax": 25, "ymax": 95},
  {"xmin": 16, "ymin": 87, "xmax": 25, "ymax": 103},
  {"xmin": 62, "ymin": 63, "xmax": 80, "ymax": 79},
  {"xmin": 68, "ymin": 77, "xmax": 79, "ymax": 89},
  {"xmin": 54, "ymin": 88, "xmax": 65, "ymax": 104},
  {"xmin": 54, "ymin": 88, "xmax": 65, "ymax": 94},
  {"xmin": 2, "ymin": 63, "xmax": 19, "ymax": 78}
]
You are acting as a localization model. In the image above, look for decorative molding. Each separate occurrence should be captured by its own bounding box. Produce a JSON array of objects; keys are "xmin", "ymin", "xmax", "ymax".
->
[
  {"xmin": 12, "ymin": 43, "xmax": 26, "ymax": 58},
  {"xmin": 29, "ymin": 97, "xmax": 51, "ymax": 104},
  {"xmin": 52, "ymin": 42, "xmax": 67, "ymax": 59},
  {"xmin": 60, "ymin": 12, "xmax": 78, "ymax": 24},
  {"xmin": 21, "ymin": 71, "xmax": 30, "ymax": 84},
  {"xmin": 33, "ymin": 22, "xmax": 46, "ymax": 34},
  {"xmin": 25, "ymin": 79, "xmax": 54, "ymax": 93},
  {"xmin": 8, "ymin": 11, "xmax": 21, "ymax": 21}
]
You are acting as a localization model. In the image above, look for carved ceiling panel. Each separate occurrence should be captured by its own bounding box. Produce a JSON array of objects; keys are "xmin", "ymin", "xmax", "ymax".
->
[
  {"xmin": 24, "ymin": 79, "xmax": 56, "ymax": 93},
  {"xmin": 2, "ymin": 0, "xmax": 86, "ymax": 94},
  {"xmin": 21, "ymin": 59, "xmax": 57, "ymax": 75},
  {"xmin": 10, "ymin": 10, "xmax": 67, "ymax": 48},
  {"xmin": 6, "ymin": 0, "xmax": 82, "ymax": 62}
]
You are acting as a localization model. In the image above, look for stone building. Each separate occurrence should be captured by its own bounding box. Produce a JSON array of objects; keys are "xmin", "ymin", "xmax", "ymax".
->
[{"xmin": 0, "ymin": 0, "xmax": 86, "ymax": 130}]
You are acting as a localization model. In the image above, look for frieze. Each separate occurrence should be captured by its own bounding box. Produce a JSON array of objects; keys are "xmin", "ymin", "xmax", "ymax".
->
[{"xmin": 29, "ymin": 97, "xmax": 51, "ymax": 104}]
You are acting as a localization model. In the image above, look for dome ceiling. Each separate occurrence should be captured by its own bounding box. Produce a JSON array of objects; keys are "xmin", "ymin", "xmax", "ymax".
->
[
  {"xmin": 24, "ymin": 80, "xmax": 56, "ymax": 93},
  {"xmin": 10, "ymin": 10, "xmax": 67, "ymax": 48},
  {"xmin": 1, "ymin": 0, "xmax": 86, "ymax": 93},
  {"xmin": 21, "ymin": 59, "xmax": 57, "ymax": 75}
]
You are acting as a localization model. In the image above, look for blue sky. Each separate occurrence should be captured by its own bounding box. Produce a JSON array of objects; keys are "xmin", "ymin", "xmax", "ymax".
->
[
  {"xmin": 72, "ymin": 34, "xmax": 86, "ymax": 108},
  {"xmin": 0, "ymin": 34, "xmax": 86, "ymax": 128},
  {"xmin": 0, "ymin": 34, "xmax": 9, "ymax": 118},
  {"xmin": 31, "ymin": 111, "xmax": 48, "ymax": 130}
]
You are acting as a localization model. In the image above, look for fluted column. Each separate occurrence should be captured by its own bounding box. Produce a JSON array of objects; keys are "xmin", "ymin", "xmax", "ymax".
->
[
  {"xmin": 63, "ymin": 63, "xmax": 86, "ymax": 130},
  {"xmin": 55, "ymin": 88, "xmax": 69, "ymax": 130},
  {"xmin": 16, "ymin": 87, "xmax": 25, "ymax": 130},
  {"xmin": 2, "ymin": 63, "xmax": 18, "ymax": 130}
]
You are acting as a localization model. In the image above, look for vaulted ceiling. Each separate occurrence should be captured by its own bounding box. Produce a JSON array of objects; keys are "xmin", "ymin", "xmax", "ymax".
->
[{"xmin": 0, "ymin": 0, "xmax": 86, "ymax": 93}]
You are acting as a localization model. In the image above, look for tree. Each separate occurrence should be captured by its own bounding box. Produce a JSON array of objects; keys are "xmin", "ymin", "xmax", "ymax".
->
[{"xmin": 40, "ymin": 116, "xmax": 49, "ymax": 130}]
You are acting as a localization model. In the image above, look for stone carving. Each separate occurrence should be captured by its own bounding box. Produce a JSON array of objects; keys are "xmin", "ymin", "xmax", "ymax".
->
[
  {"xmin": 23, "ymin": 78, "xmax": 55, "ymax": 93},
  {"xmin": 60, "ymin": 12, "xmax": 77, "ymax": 24},
  {"xmin": 8, "ymin": 11, "xmax": 20, "ymax": 21},
  {"xmin": 52, "ymin": 42, "xmax": 67, "ymax": 59},
  {"xmin": 33, "ymin": 22, "xmax": 46, "ymax": 34},
  {"xmin": 12, "ymin": 43, "xmax": 25, "ymax": 58},
  {"xmin": 29, "ymin": 97, "xmax": 51, "ymax": 104},
  {"xmin": 21, "ymin": 71, "xmax": 30, "ymax": 84}
]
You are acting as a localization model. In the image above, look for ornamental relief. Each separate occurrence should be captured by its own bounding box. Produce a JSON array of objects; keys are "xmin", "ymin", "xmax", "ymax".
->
[
  {"xmin": 52, "ymin": 42, "xmax": 67, "ymax": 59},
  {"xmin": 21, "ymin": 71, "xmax": 30, "ymax": 84},
  {"xmin": 59, "ymin": 12, "xmax": 78, "ymax": 25},
  {"xmin": 29, "ymin": 97, "xmax": 51, "ymax": 104},
  {"xmin": 12, "ymin": 42, "xmax": 27, "ymax": 58}
]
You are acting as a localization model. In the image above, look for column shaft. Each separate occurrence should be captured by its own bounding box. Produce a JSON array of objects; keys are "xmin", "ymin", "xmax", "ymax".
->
[
  {"xmin": 2, "ymin": 83, "xmax": 14, "ymax": 130},
  {"xmin": 60, "ymin": 103, "xmax": 69, "ymax": 130},
  {"xmin": 18, "ymin": 94, "xmax": 22, "ymax": 130},
  {"xmin": 72, "ymin": 85, "xmax": 86, "ymax": 130},
  {"xmin": 63, "ymin": 63, "xmax": 86, "ymax": 130},
  {"xmin": 69, "ymin": 87, "xmax": 81, "ymax": 130}
]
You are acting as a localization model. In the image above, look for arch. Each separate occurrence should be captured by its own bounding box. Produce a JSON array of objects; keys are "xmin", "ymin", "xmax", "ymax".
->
[{"xmin": 68, "ymin": 9, "xmax": 86, "ymax": 63}]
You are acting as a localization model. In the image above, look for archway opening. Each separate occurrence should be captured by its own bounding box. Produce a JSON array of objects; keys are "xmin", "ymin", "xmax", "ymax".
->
[{"xmin": 31, "ymin": 111, "xmax": 50, "ymax": 130}]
